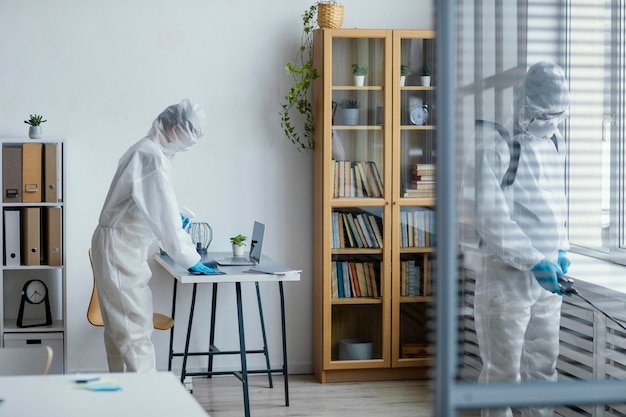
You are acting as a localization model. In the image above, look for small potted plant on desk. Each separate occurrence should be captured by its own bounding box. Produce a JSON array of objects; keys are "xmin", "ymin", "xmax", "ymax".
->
[
  {"xmin": 230, "ymin": 234, "xmax": 247, "ymax": 257},
  {"xmin": 24, "ymin": 114, "xmax": 47, "ymax": 139},
  {"xmin": 352, "ymin": 64, "xmax": 368, "ymax": 86}
]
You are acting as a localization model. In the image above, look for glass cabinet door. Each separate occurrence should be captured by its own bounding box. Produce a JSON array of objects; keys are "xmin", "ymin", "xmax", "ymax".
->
[
  {"xmin": 330, "ymin": 35, "xmax": 389, "ymax": 200},
  {"xmin": 392, "ymin": 31, "xmax": 436, "ymax": 367},
  {"xmin": 330, "ymin": 206, "xmax": 385, "ymax": 362},
  {"xmin": 327, "ymin": 32, "xmax": 391, "ymax": 367},
  {"xmin": 394, "ymin": 33, "xmax": 436, "ymax": 200}
]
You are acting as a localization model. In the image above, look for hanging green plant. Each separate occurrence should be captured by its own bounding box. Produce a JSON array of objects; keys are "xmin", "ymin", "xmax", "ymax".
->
[{"xmin": 279, "ymin": 2, "xmax": 324, "ymax": 152}]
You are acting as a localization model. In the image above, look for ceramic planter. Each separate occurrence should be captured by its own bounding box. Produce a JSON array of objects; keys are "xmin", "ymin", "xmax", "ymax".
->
[
  {"xmin": 28, "ymin": 126, "xmax": 42, "ymax": 139},
  {"xmin": 232, "ymin": 243, "xmax": 245, "ymax": 257}
]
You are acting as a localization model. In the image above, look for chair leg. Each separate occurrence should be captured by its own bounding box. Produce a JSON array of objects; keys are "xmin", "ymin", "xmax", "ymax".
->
[{"xmin": 255, "ymin": 282, "xmax": 273, "ymax": 388}]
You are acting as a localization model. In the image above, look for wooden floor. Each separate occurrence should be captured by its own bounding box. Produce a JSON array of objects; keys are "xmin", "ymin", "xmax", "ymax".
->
[{"xmin": 191, "ymin": 374, "xmax": 433, "ymax": 417}]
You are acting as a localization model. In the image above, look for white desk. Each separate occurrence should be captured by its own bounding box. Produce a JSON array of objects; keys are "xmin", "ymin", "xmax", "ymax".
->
[
  {"xmin": 0, "ymin": 372, "xmax": 209, "ymax": 417},
  {"xmin": 154, "ymin": 252, "xmax": 300, "ymax": 417}
]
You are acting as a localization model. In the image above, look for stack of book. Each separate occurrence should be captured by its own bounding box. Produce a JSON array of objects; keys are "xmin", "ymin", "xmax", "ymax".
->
[
  {"xmin": 400, "ymin": 260, "xmax": 422, "ymax": 296},
  {"xmin": 331, "ymin": 261, "xmax": 380, "ymax": 298},
  {"xmin": 332, "ymin": 160, "xmax": 384, "ymax": 198},
  {"xmin": 404, "ymin": 163, "xmax": 435, "ymax": 198},
  {"xmin": 399, "ymin": 207, "xmax": 435, "ymax": 248},
  {"xmin": 332, "ymin": 211, "xmax": 383, "ymax": 249}
]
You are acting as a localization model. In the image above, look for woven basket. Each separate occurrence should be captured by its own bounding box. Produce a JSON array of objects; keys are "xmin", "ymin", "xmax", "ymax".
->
[{"xmin": 317, "ymin": 3, "xmax": 344, "ymax": 29}]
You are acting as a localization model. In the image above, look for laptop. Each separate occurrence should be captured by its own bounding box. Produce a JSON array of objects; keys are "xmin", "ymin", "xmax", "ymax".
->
[{"xmin": 214, "ymin": 221, "xmax": 265, "ymax": 266}]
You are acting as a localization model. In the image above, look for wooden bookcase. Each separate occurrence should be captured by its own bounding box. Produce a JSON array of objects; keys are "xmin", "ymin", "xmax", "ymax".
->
[{"xmin": 312, "ymin": 29, "xmax": 435, "ymax": 383}]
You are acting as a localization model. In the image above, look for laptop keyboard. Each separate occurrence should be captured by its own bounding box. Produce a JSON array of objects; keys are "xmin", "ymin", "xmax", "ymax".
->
[{"xmin": 223, "ymin": 257, "xmax": 252, "ymax": 264}]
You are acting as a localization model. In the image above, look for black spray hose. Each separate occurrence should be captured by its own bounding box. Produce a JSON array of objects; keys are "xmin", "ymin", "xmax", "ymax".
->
[{"xmin": 558, "ymin": 277, "xmax": 626, "ymax": 333}]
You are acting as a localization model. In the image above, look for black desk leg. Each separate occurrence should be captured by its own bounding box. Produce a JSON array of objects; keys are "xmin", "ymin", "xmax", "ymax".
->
[
  {"xmin": 279, "ymin": 282, "xmax": 289, "ymax": 406},
  {"xmin": 255, "ymin": 282, "xmax": 273, "ymax": 388},
  {"xmin": 235, "ymin": 282, "xmax": 251, "ymax": 417},
  {"xmin": 168, "ymin": 279, "xmax": 178, "ymax": 372},
  {"xmin": 207, "ymin": 282, "xmax": 218, "ymax": 377},
  {"xmin": 181, "ymin": 283, "xmax": 198, "ymax": 384}
]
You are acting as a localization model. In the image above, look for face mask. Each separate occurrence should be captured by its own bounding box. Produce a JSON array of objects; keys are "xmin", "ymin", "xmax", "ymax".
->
[
  {"xmin": 162, "ymin": 126, "xmax": 197, "ymax": 155},
  {"xmin": 526, "ymin": 117, "xmax": 560, "ymax": 138}
]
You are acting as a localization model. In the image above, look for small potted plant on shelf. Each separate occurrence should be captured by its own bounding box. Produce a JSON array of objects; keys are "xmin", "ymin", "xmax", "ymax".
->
[
  {"xmin": 352, "ymin": 64, "xmax": 368, "ymax": 86},
  {"xmin": 419, "ymin": 64, "xmax": 431, "ymax": 87},
  {"xmin": 400, "ymin": 65, "xmax": 412, "ymax": 87},
  {"xmin": 230, "ymin": 234, "xmax": 247, "ymax": 257},
  {"xmin": 339, "ymin": 99, "xmax": 360, "ymax": 126},
  {"xmin": 24, "ymin": 114, "xmax": 47, "ymax": 139}
]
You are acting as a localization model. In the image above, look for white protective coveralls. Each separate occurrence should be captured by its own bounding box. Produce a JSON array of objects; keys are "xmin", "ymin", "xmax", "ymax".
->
[
  {"xmin": 460, "ymin": 61, "xmax": 571, "ymax": 417},
  {"xmin": 91, "ymin": 99, "xmax": 205, "ymax": 372}
]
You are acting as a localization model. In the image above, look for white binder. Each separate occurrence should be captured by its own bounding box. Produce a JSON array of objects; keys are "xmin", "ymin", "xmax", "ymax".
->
[{"xmin": 4, "ymin": 210, "xmax": 21, "ymax": 266}]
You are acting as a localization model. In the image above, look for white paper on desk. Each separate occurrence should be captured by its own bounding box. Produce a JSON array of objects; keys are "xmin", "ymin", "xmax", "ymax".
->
[{"xmin": 248, "ymin": 266, "xmax": 302, "ymax": 275}]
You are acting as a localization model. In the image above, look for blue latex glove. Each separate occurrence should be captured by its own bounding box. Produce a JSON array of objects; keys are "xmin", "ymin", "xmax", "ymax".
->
[
  {"xmin": 188, "ymin": 261, "xmax": 219, "ymax": 275},
  {"xmin": 180, "ymin": 213, "xmax": 192, "ymax": 230},
  {"xmin": 531, "ymin": 259, "xmax": 563, "ymax": 295},
  {"xmin": 557, "ymin": 249, "xmax": 571, "ymax": 274}
]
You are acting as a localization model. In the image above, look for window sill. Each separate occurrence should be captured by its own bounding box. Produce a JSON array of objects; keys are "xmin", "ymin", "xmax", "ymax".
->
[{"xmin": 567, "ymin": 252, "xmax": 626, "ymax": 296}]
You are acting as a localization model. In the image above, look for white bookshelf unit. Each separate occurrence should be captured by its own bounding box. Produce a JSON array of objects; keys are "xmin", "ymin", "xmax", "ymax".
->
[{"xmin": 0, "ymin": 138, "xmax": 66, "ymax": 374}]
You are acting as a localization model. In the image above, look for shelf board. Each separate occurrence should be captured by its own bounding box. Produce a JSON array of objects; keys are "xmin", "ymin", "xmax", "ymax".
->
[
  {"xmin": 3, "ymin": 319, "xmax": 64, "ymax": 332},
  {"xmin": 2, "ymin": 202, "xmax": 64, "ymax": 207},
  {"xmin": 400, "ymin": 125, "xmax": 435, "ymax": 130},
  {"xmin": 331, "ymin": 198, "xmax": 386, "ymax": 207},
  {"xmin": 3, "ymin": 265, "xmax": 63, "ymax": 271},
  {"xmin": 332, "ymin": 248, "xmax": 383, "ymax": 255},
  {"xmin": 398, "ymin": 197, "xmax": 436, "ymax": 205},
  {"xmin": 399, "ymin": 247, "xmax": 435, "ymax": 253},
  {"xmin": 331, "ymin": 297, "xmax": 383, "ymax": 305},
  {"xmin": 399, "ymin": 296, "xmax": 432, "ymax": 303},
  {"xmin": 332, "ymin": 86, "xmax": 384, "ymax": 91},
  {"xmin": 401, "ymin": 86, "xmax": 435, "ymax": 91},
  {"xmin": 331, "ymin": 125, "xmax": 382, "ymax": 130}
]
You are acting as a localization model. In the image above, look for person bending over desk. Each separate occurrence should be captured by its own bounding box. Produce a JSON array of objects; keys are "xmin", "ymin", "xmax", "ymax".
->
[{"xmin": 91, "ymin": 99, "xmax": 218, "ymax": 373}]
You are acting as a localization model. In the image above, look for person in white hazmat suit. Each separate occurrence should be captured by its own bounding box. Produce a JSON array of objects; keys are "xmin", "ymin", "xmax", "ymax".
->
[
  {"xmin": 462, "ymin": 61, "xmax": 571, "ymax": 417},
  {"xmin": 91, "ymin": 98, "xmax": 217, "ymax": 373}
]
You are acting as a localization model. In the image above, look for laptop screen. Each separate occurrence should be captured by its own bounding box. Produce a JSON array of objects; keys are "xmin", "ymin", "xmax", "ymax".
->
[{"xmin": 248, "ymin": 221, "xmax": 265, "ymax": 263}]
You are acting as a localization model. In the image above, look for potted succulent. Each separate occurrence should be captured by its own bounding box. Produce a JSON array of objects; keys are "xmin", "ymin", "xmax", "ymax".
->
[
  {"xmin": 24, "ymin": 114, "xmax": 47, "ymax": 139},
  {"xmin": 230, "ymin": 234, "xmax": 247, "ymax": 257},
  {"xmin": 400, "ymin": 65, "xmax": 412, "ymax": 87},
  {"xmin": 339, "ymin": 99, "xmax": 360, "ymax": 126},
  {"xmin": 419, "ymin": 64, "xmax": 431, "ymax": 87},
  {"xmin": 352, "ymin": 64, "xmax": 368, "ymax": 86}
]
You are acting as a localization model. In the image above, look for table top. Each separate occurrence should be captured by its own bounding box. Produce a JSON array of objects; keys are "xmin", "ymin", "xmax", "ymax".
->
[
  {"xmin": 154, "ymin": 252, "xmax": 301, "ymax": 284},
  {"xmin": 0, "ymin": 371, "xmax": 209, "ymax": 417}
]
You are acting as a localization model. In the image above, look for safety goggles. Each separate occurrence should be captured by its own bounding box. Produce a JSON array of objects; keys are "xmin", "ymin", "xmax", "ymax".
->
[{"xmin": 533, "ymin": 110, "xmax": 568, "ymax": 122}]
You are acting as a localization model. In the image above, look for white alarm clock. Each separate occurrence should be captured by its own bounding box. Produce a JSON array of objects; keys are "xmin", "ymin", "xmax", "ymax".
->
[{"xmin": 410, "ymin": 104, "xmax": 429, "ymax": 126}]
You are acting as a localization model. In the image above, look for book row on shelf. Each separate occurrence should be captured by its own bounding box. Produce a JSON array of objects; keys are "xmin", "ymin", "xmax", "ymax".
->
[
  {"xmin": 332, "ymin": 210, "xmax": 383, "ymax": 249},
  {"xmin": 3, "ymin": 143, "xmax": 62, "ymax": 204},
  {"xmin": 404, "ymin": 163, "xmax": 435, "ymax": 198},
  {"xmin": 332, "ymin": 160, "xmax": 383, "ymax": 198},
  {"xmin": 400, "ymin": 208, "xmax": 435, "ymax": 248},
  {"xmin": 331, "ymin": 261, "xmax": 380, "ymax": 299},
  {"xmin": 400, "ymin": 260, "xmax": 422, "ymax": 297}
]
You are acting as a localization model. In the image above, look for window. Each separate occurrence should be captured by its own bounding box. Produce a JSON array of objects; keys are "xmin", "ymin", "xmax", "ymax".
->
[
  {"xmin": 567, "ymin": 0, "xmax": 619, "ymax": 262},
  {"xmin": 437, "ymin": 0, "xmax": 626, "ymax": 414}
]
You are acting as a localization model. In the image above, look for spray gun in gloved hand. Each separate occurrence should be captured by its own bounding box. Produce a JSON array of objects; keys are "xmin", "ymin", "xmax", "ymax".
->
[{"xmin": 558, "ymin": 276, "xmax": 626, "ymax": 332}]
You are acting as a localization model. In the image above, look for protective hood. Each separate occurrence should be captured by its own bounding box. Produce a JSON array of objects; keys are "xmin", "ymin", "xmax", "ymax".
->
[
  {"xmin": 513, "ymin": 61, "xmax": 570, "ymax": 136},
  {"xmin": 147, "ymin": 98, "xmax": 206, "ymax": 156}
]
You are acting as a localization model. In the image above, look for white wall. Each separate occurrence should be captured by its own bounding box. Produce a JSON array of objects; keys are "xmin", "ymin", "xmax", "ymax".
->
[{"xmin": 0, "ymin": 0, "xmax": 431, "ymax": 374}]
